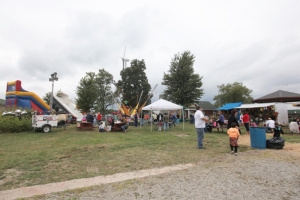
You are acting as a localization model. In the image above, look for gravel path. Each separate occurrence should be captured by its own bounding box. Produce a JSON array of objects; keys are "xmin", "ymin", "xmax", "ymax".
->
[{"xmin": 29, "ymin": 149, "xmax": 300, "ymax": 200}]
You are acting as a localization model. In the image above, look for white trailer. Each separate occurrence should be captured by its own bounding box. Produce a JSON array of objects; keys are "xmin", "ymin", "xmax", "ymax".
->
[{"xmin": 32, "ymin": 113, "xmax": 66, "ymax": 133}]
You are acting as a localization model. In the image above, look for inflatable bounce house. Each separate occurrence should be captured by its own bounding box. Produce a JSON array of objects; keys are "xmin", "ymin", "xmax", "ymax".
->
[{"xmin": 5, "ymin": 80, "xmax": 50, "ymax": 113}]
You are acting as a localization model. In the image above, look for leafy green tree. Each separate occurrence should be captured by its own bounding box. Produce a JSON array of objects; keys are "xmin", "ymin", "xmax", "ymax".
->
[
  {"xmin": 42, "ymin": 92, "xmax": 51, "ymax": 105},
  {"xmin": 95, "ymin": 69, "xmax": 115, "ymax": 114},
  {"xmin": 213, "ymin": 82, "xmax": 254, "ymax": 107},
  {"xmin": 117, "ymin": 59, "xmax": 152, "ymax": 110},
  {"xmin": 162, "ymin": 51, "xmax": 204, "ymax": 107},
  {"xmin": 75, "ymin": 72, "xmax": 98, "ymax": 112}
]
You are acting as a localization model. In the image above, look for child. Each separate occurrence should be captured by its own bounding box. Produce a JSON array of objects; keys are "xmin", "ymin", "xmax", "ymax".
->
[
  {"xmin": 99, "ymin": 121, "xmax": 105, "ymax": 132},
  {"xmin": 250, "ymin": 119, "xmax": 258, "ymax": 127},
  {"xmin": 106, "ymin": 124, "xmax": 112, "ymax": 132},
  {"xmin": 158, "ymin": 120, "xmax": 162, "ymax": 131},
  {"xmin": 273, "ymin": 122, "xmax": 284, "ymax": 138},
  {"xmin": 227, "ymin": 122, "xmax": 240, "ymax": 156}
]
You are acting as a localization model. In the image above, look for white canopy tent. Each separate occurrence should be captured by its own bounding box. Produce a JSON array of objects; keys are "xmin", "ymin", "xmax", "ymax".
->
[{"xmin": 142, "ymin": 99, "xmax": 184, "ymax": 131}]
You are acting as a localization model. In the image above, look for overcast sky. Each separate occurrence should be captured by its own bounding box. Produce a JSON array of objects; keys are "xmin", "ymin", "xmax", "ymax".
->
[{"xmin": 1, "ymin": 0, "xmax": 300, "ymax": 105}]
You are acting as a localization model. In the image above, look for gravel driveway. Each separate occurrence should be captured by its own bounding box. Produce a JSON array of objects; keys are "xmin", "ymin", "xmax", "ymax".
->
[{"xmin": 31, "ymin": 148, "xmax": 300, "ymax": 200}]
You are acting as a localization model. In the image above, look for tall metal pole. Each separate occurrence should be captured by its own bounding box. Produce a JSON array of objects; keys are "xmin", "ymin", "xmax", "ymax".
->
[{"xmin": 49, "ymin": 72, "xmax": 58, "ymax": 114}]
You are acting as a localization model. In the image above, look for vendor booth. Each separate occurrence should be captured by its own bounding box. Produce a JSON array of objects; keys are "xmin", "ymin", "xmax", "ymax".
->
[{"xmin": 235, "ymin": 103, "xmax": 288, "ymax": 125}]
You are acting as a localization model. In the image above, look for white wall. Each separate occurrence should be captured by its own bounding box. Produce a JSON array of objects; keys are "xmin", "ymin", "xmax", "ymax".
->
[{"xmin": 275, "ymin": 103, "xmax": 289, "ymax": 125}]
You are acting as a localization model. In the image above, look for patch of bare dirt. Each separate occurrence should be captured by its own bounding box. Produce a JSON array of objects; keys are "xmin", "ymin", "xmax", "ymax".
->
[
  {"xmin": 176, "ymin": 134, "xmax": 189, "ymax": 137},
  {"xmin": 0, "ymin": 169, "xmax": 22, "ymax": 186},
  {"xmin": 238, "ymin": 134, "xmax": 300, "ymax": 157}
]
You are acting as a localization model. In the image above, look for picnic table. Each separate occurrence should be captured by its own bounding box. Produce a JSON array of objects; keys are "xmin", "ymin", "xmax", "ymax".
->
[
  {"xmin": 77, "ymin": 121, "xmax": 94, "ymax": 130},
  {"xmin": 111, "ymin": 122, "xmax": 125, "ymax": 132}
]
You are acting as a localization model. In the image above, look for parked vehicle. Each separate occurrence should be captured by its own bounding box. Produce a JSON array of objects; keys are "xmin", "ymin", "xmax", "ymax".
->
[{"xmin": 32, "ymin": 112, "xmax": 66, "ymax": 133}]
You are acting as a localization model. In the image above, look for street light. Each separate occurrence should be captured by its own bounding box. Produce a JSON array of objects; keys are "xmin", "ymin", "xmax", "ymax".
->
[{"xmin": 49, "ymin": 72, "xmax": 58, "ymax": 113}]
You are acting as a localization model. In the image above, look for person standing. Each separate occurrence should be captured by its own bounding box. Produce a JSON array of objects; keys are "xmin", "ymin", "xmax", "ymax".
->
[
  {"xmin": 97, "ymin": 112, "xmax": 102, "ymax": 125},
  {"xmin": 190, "ymin": 113, "xmax": 194, "ymax": 124},
  {"xmin": 242, "ymin": 110, "xmax": 250, "ymax": 134},
  {"xmin": 163, "ymin": 113, "xmax": 169, "ymax": 131},
  {"xmin": 140, "ymin": 112, "xmax": 144, "ymax": 126},
  {"xmin": 158, "ymin": 113, "xmax": 163, "ymax": 122},
  {"xmin": 152, "ymin": 113, "xmax": 157, "ymax": 122},
  {"xmin": 194, "ymin": 106, "xmax": 208, "ymax": 149},
  {"xmin": 227, "ymin": 122, "xmax": 240, "ymax": 156},
  {"xmin": 171, "ymin": 113, "xmax": 177, "ymax": 127}
]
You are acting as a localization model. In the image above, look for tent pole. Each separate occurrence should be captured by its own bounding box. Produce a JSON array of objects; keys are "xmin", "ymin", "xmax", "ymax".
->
[
  {"xmin": 140, "ymin": 111, "xmax": 142, "ymax": 128},
  {"xmin": 151, "ymin": 110, "xmax": 152, "ymax": 132},
  {"xmin": 183, "ymin": 107, "xmax": 184, "ymax": 130}
]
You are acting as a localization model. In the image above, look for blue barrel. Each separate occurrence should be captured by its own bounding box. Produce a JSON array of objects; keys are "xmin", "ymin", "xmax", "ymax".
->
[{"xmin": 250, "ymin": 127, "xmax": 266, "ymax": 149}]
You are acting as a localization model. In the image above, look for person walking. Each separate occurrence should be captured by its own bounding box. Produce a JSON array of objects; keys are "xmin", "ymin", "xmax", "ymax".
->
[
  {"xmin": 216, "ymin": 112, "xmax": 225, "ymax": 132},
  {"xmin": 227, "ymin": 122, "xmax": 240, "ymax": 156},
  {"xmin": 134, "ymin": 113, "xmax": 138, "ymax": 127},
  {"xmin": 194, "ymin": 106, "xmax": 208, "ymax": 149},
  {"xmin": 227, "ymin": 109, "xmax": 241, "ymax": 134}
]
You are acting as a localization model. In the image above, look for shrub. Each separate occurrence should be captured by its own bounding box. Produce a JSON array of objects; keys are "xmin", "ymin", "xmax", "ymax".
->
[{"xmin": 0, "ymin": 113, "xmax": 33, "ymax": 133}]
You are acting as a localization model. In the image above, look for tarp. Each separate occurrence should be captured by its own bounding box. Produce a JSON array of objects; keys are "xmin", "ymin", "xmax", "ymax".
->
[
  {"xmin": 142, "ymin": 99, "xmax": 183, "ymax": 110},
  {"xmin": 142, "ymin": 99, "xmax": 184, "ymax": 131},
  {"xmin": 216, "ymin": 102, "xmax": 242, "ymax": 110},
  {"xmin": 235, "ymin": 103, "xmax": 275, "ymax": 109}
]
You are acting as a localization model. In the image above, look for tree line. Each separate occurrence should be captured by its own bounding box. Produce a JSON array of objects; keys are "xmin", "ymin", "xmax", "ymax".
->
[{"xmin": 43, "ymin": 50, "xmax": 254, "ymax": 113}]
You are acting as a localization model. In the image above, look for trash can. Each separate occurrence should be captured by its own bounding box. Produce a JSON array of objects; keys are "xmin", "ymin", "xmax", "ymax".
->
[{"xmin": 250, "ymin": 127, "xmax": 266, "ymax": 149}]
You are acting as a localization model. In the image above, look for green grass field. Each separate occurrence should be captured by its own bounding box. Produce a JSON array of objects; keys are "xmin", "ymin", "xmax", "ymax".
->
[{"xmin": 0, "ymin": 122, "xmax": 299, "ymax": 191}]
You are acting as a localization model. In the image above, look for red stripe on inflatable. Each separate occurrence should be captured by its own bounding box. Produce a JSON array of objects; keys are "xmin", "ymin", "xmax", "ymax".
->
[
  {"xmin": 30, "ymin": 101, "xmax": 42, "ymax": 112},
  {"xmin": 15, "ymin": 80, "xmax": 21, "ymax": 91}
]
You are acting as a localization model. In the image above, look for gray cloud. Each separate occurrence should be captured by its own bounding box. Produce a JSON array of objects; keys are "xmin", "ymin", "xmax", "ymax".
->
[{"xmin": 1, "ymin": 0, "xmax": 300, "ymax": 105}]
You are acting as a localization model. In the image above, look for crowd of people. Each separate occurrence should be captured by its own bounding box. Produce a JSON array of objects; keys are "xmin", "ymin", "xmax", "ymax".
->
[
  {"xmin": 193, "ymin": 106, "xmax": 300, "ymax": 156},
  {"xmin": 79, "ymin": 111, "xmax": 181, "ymax": 133}
]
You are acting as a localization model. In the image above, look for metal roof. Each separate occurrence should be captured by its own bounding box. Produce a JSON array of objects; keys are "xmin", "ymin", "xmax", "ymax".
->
[{"xmin": 254, "ymin": 90, "xmax": 300, "ymax": 101}]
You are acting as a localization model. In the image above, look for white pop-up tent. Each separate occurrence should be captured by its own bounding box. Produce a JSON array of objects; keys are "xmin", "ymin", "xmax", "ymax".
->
[{"xmin": 142, "ymin": 99, "xmax": 184, "ymax": 131}]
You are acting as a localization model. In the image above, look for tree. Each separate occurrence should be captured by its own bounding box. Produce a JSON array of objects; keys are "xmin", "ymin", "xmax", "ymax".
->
[
  {"xmin": 213, "ymin": 82, "xmax": 254, "ymax": 107},
  {"xmin": 162, "ymin": 51, "xmax": 204, "ymax": 107},
  {"xmin": 75, "ymin": 72, "xmax": 98, "ymax": 112},
  {"xmin": 95, "ymin": 69, "xmax": 115, "ymax": 114},
  {"xmin": 42, "ymin": 92, "xmax": 51, "ymax": 105},
  {"xmin": 117, "ymin": 59, "xmax": 152, "ymax": 110}
]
